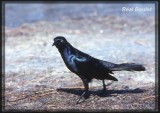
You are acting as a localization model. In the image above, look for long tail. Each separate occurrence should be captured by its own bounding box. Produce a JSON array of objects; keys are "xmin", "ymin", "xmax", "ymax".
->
[{"xmin": 110, "ymin": 63, "xmax": 145, "ymax": 71}]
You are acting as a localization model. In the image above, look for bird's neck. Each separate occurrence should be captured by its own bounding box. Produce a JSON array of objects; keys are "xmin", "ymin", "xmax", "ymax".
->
[{"xmin": 58, "ymin": 44, "xmax": 74, "ymax": 61}]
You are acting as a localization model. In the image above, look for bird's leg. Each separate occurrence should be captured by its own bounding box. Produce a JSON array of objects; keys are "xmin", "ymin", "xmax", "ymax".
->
[
  {"xmin": 102, "ymin": 80, "xmax": 107, "ymax": 92},
  {"xmin": 102, "ymin": 80, "xmax": 114, "ymax": 93},
  {"xmin": 76, "ymin": 78, "xmax": 89, "ymax": 104}
]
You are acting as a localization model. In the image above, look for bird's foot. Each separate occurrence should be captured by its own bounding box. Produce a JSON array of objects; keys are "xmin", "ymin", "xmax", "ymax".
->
[
  {"xmin": 100, "ymin": 81, "xmax": 114, "ymax": 94},
  {"xmin": 76, "ymin": 91, "xmax": 89, "ymax": 104}
]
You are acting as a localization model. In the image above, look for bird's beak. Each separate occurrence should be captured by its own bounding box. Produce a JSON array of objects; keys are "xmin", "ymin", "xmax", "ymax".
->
[{"xmin": 52, "ymin": 42, "xmax": 55, "ymax": 46}]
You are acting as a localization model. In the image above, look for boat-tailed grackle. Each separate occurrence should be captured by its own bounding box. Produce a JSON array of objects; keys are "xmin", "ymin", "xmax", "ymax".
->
[{"xmin": 52, "ymin": 36, "xmax": 145, "ymax": 104}]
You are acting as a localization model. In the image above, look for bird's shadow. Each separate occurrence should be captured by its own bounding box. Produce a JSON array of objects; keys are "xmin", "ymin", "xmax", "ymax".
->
[{"xmin": 56, "ymin": 87, "xmax": 145, "ymax": 97}]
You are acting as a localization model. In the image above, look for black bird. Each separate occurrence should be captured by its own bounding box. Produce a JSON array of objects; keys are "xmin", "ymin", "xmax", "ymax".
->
[{"xmin": 52, "ymin": 36, "xmax": 145, "ymax": 104}]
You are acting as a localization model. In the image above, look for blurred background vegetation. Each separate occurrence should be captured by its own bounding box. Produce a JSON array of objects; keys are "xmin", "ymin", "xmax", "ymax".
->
[{"xmin": 5, "ymin": 3, "xmax": 155, "ymax": 28}]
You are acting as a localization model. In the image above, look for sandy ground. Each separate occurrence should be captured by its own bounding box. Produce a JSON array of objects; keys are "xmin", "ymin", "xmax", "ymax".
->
[{"xmin": 4, "ymin": 15, "xmax": 157, "ymax": 111}]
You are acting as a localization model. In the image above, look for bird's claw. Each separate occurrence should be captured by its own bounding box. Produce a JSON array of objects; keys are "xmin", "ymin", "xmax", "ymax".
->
[{"xmin": 76, "ymin": 91, "xmax": 89, "ymax": 104}]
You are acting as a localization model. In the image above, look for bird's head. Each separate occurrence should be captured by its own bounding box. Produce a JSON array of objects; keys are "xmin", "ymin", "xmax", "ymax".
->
[{"xmin": 52, "ymin": 36, "xmax": 68, "ymax": 48}]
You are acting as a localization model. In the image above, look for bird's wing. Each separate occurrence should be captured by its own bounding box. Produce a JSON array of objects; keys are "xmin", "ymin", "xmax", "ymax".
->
[
  {"xmin": 71, "ymin": 55, "xmax": 113, "ymax": 74},
  {"xmin": 70, "ymin": 55, "xmax": 90, "ymax": 67},
  {"xmin": 98, "ymin": 60, "xmax": 117, "ymax": 70}
]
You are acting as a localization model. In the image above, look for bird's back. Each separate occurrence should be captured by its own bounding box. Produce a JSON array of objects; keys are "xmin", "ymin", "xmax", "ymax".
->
[{"xmin": 70, "ymin": 48, "xmax": 117, "ymax": 80}]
